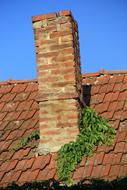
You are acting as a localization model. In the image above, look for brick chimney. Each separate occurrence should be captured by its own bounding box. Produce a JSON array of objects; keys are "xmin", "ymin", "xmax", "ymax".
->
[{"xmin": 32, "ymin": 10, "xmax": 82, "ymax": 154}]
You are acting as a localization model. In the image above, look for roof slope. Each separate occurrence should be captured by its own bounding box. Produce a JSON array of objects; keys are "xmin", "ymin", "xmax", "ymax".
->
[{"xmin": 0, "ymin": 71, "xmax": 127, "ymax": 187}]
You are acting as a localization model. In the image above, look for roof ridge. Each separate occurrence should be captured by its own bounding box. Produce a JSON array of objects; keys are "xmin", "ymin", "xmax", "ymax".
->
[
  {"xmin": 0, "ymin": 69, "xmax": 127, "ymax": 84},
  {"xmin": 0, "ymin": 79, "xmax": 37, "ymax": 85},
  {"xmin": 82, "ymin": 69, "xmax": 127, "ymax": 78}
]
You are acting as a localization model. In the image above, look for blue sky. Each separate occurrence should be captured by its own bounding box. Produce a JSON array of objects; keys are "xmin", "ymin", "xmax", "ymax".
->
[{"xmin": 0, "ymin": 0, "xmax": 127, "ymax": 80}]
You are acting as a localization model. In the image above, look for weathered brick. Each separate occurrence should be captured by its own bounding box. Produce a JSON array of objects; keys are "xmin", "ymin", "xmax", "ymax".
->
[
  {"xmin": 33, "ymin": 10, "xmax": 82, "ymax": 153},
  {"xmin": 59, "ymin": 10, "xmax": 72, "ymax": 16},
  {"xmin": 32, "ymin": 13, "xmax": 57, "ymax": 22}
]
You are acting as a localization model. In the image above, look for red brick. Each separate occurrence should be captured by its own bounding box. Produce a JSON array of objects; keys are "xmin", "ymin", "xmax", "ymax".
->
[
  {"xmin": 109, "ymin": 165, "xmax": 120, "ymax": 177},
  {"xmin": 103, "ymin": 154, "xmax": 113, "ymax": 164},
  {"xmin": 50, "ymin": 30, "xmax": 72, "ymax": 39},
  {"xmin": 43, "ymin": 130, "xmax": 60, "ymax": 136},
  {"xmin": 59, "ymin": 10, "xmax": 72, "ymax": 16},
  {"xmin": 38, "ymin": 51, "xmax": 59, "ymax": 58},
  {"xmin": 32, "ymin": 12, "xmax": 57, "ymax": 22}
]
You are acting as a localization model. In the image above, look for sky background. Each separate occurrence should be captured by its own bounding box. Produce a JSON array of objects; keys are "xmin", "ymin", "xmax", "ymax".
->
[{"xmin": 0, "ymin": 0, "xmax": 127, "ymax": 81}]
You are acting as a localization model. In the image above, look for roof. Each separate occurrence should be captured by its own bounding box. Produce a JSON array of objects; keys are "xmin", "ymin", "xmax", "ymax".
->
[{"xmin": 0, "ymin": 70, "xmax": 127, "ymax": 187}]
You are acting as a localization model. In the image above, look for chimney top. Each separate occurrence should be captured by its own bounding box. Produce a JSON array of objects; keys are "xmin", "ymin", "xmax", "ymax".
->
[{"xmin": 32, "ymin": 10, "xmax": 72, "ymax": 22}]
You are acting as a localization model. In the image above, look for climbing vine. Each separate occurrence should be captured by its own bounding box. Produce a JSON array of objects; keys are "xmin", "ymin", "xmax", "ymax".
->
[
  {"xmin": 57, "ymin": 106, "xmax": 116, "ymax": 185},
  {"xmin": 13, "ymin": 129, "xmax": 40, "ymax": 151}
]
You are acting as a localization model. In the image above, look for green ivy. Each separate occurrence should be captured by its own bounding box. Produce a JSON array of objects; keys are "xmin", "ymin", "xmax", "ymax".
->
[
  {"xmin": 13, "ymin": 129, "xmax": 40, "ymax": 151},
  {"xmin": 57, "ymin": 106, "xmax": 116, "ymax": 185}
]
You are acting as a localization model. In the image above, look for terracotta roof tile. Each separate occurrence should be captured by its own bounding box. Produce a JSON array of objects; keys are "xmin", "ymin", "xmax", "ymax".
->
[
  {"xmin": 73, "ymin": 167, "xmax": 84, "ymax": 180},
  {"xmin": 83, "ymin": 165, "xmax": 93, "ymax": 178},
  {"xmin": 119, "ymin": 164, "xmax": 127, "ymax": 176},
  {"xmin": 18, "ymin": 170, "xmax": 32, "ymax": 184},
  {"xmin": 0, "ymin": 71, "xmax": 127, "ymax": 187}
]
